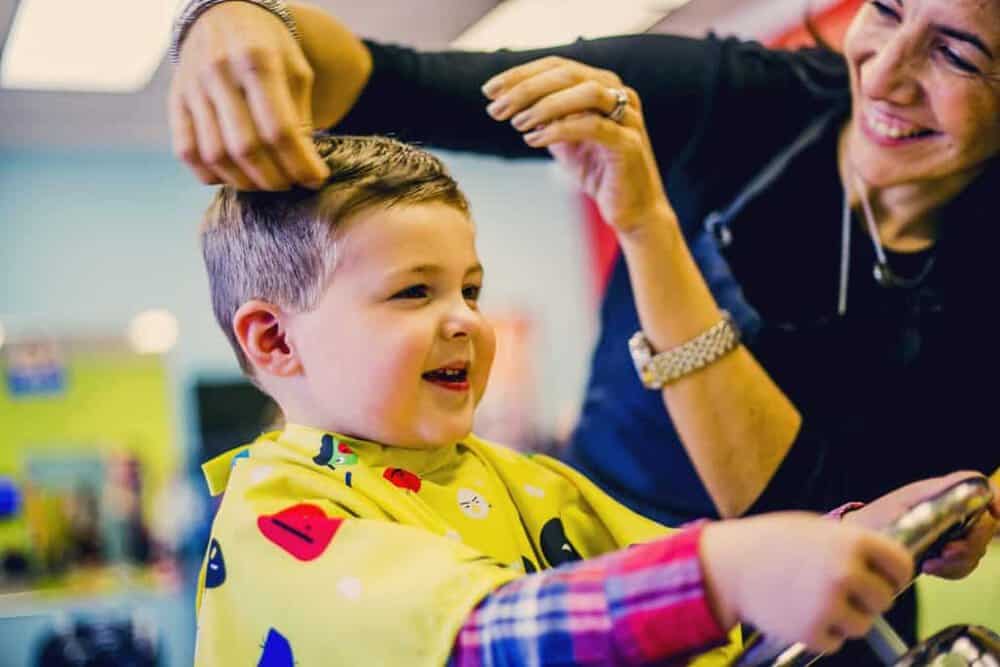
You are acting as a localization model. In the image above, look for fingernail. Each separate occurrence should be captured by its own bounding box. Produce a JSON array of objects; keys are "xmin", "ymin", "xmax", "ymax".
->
[
  {"xmin": 482, "ymin": 77, "xmax": 502, "ymax": 97},
  {"xmin": 523, "ymin": 130, "xmax": 543, "ymax": 145},
  {"xmin": 486, "ymin": 99, "xmax": 508, "ymax": 118},
  {"xmin": 511, "ymin": 112, "xmax": 533, "ymax": 131}
]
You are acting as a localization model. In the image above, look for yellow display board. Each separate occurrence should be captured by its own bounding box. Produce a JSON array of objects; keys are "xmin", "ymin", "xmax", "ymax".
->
[{"xmin": 0, "ymin": 341, "xmax": 178, "ymax": 555}]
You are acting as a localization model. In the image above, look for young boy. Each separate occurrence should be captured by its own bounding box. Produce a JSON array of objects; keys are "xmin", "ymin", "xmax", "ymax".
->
[{"xmin": 193, "ymin": 134, "xmax": 981, "ymax": 666}]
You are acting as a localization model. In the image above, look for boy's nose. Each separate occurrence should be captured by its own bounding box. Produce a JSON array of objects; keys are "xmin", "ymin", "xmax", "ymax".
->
[{"xmin": 441, "ymin": 304, "xmax": 479, "ymax": 339}]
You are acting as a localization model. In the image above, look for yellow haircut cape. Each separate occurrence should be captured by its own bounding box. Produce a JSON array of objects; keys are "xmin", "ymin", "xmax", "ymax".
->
[{"xmin": 194, "ymin": 424, "xmax": 739, "ymax": 665}]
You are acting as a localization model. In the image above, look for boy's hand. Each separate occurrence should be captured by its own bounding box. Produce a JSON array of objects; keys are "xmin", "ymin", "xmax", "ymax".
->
[
  {"xmin": 844, "ymin": 471, "xmax": 999, "ymax": 579},
  {"xmin": 168, "ymin": 1, "xmax": 330, "ymax": 190},
  {"xmin": 483, "ymin": 58, "xmax": 675, "ymax": 236},
  {"xmin": 700, "ymin": 513, "xmax": 914, "ymax": 655}
]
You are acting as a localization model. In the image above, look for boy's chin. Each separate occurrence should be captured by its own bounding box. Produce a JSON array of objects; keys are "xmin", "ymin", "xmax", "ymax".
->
[{"xmin": 402, "ymin": 421, "xmax": 474, "ymax": 449}]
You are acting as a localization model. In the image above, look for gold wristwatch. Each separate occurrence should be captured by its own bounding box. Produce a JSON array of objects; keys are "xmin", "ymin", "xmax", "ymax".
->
[{"xmin": 628, "ymin": 311, "xmax": 741, "ymax": 389}]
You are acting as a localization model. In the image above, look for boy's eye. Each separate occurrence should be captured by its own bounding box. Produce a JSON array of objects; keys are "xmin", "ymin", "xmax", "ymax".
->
[
  {"xmin": 463, "ymin": 285, "xmax": 482, "ymax": 301},
  {"xmin": 392, "ymin": 284, "xmax": 429, "ymax": 300}
]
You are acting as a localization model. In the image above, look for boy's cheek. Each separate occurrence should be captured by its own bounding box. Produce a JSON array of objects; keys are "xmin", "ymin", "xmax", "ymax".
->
[{"xmin": 474, "ymin": 327, "xmax": 498, "ymax": 402}]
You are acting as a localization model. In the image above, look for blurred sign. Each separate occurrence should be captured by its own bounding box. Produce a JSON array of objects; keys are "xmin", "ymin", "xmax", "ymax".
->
[{"xmin": 3, "ymin": 338, "xmax": 66, "ymax": 398}]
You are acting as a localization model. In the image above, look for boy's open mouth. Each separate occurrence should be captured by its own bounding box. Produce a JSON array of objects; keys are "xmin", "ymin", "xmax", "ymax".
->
[{"xmin": 422, "ymin": 364, "xmax": 470, "ymax": 391}]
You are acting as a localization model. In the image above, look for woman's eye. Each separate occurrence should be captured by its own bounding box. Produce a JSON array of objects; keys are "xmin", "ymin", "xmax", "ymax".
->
[
  {"xmin": 463, "ymin": 285, "xmax": 482, "ymax": 301},
  {"xmin": 870, "ymin": 1, "xmax": 900, "ymax": 21},
  {"xmin": 392, "ymin": 284, "xmax": 429, "ymax": 300},
  {"xmin": 938, "ymin": 46, "xmax": 980, "ymax": 74}
]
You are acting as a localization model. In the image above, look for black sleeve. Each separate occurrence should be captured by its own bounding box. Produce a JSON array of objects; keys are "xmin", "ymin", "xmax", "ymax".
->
[
  {"xmin": 336, "ymin": 34, "xmax": 727, "ymax": 161},
  {"xmin": 745, "ymin": 418, "xmax": 849, "ymax": 515}
]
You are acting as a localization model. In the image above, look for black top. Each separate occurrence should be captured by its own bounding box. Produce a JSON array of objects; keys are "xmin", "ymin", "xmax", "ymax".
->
[{"xmin": 338, "ymin": 34, "xmax": 996, "ymax": 524}]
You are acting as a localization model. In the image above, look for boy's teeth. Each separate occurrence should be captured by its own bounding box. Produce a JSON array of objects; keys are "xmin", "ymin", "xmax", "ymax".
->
[{"xmin": 425, "ymin": 367, "xmax": 467, "ymax": 380}]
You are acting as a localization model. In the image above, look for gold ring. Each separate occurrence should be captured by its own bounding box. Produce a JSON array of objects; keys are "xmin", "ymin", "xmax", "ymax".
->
[{"xmin": 607, "ymin": 88, "xmax": 628, "ymax": 123}]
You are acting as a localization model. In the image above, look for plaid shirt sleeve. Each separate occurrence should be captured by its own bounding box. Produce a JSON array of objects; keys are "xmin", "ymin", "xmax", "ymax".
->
[{"xmin": 449, "ymin": 522, "xmax": 728, "ymax": 666}]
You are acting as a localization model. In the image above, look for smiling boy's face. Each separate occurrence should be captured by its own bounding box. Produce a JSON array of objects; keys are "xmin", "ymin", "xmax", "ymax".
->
[{"xmin": 284, "ymin": 201, "xmax": 496, "ymax": 448}]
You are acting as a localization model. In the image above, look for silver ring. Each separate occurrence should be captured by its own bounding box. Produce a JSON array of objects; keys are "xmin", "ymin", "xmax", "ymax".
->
[{"xmin": 607, "ymin": 87, "xmax": 628, "ymax": 123}]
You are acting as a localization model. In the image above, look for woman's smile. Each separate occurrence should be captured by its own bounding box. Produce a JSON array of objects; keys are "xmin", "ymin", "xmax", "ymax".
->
[{"xmin": 861, "ymin": 105, "xmax": 938, "ymax": 145}]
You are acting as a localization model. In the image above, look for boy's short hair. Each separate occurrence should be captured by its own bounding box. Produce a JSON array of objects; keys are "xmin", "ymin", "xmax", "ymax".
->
[{"xmin": 201, "ymin": 134, "xmax": 470, "ymax": 375}]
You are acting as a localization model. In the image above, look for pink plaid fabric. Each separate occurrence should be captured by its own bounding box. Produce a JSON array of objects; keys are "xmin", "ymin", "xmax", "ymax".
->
[{"xmin": 451, "ymin": 523, "xmax": 728, "ymax": 666}]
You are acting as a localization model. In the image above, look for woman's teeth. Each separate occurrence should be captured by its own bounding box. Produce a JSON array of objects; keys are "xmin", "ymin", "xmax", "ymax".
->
[{"xmin": 865, "ymin": 110, "xmax": 933, "ymax": 140}]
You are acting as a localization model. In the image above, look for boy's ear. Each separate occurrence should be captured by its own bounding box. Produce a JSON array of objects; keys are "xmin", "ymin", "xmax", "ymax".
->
[{"xmin": 232, "ymin": 300, "xmax": 302, "ymax": 377}]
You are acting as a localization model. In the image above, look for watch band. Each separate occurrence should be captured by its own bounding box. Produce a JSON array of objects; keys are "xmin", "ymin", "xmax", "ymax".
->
[
  {"xmin": 169, "ymin": 0, "xmax": 301, "ymax": 65},
  {"xmin": 628, "ymin": 311, "xmax": 741, "ymax": 389}
]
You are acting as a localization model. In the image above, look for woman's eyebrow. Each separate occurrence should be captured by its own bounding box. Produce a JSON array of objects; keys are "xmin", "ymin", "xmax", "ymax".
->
[{"xmin": 891, "ymin": 0, "xmax": 994, "ymax": 59}]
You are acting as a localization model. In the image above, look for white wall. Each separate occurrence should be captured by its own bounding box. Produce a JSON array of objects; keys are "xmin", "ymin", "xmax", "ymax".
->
[{"xmin": 0, "ymin": 148, "xmax": 595, "ymax": 452}]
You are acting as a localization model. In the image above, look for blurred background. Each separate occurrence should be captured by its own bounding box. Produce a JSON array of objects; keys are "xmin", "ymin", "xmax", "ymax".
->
[{"xmin": 0, "ymin": 1, "xmax": 995, "ymax": 665}]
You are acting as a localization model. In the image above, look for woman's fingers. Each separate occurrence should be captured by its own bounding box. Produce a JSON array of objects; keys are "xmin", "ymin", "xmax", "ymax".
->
[
  {"xmin": 922, "ymin": 510, "xmax": 996, "ymax": 578},
  {"xmin": 484, "ymin": 57, "xmax": 621, "ymax": 121},
  {"xmin": 510, "ymin": 80, "xmax": 626, "ymax": 131},
  {"xmin": 168, "ymin": 2, "xmax": 329, "ymax": 191},
  {"xmin": 186, "ymin": 89, "xmax": 256, "ymax": 191},
  {"xmin": 522, "ymin": 107, "xmax": 642, "ymax": 148},
  {"xmin": 237, "ymin": 53, "xmax": 329, "ymax": 188},
  {"xmin": 202, "ymin": 60, "xmax": 291, "ymax": 190},
  {"xmin": 483, "ymin": 56, "xmax": 581, "ymax": 97},
  {"xmin": 169, "ymin": 89, "xmax": 220, "ymax": 186}
]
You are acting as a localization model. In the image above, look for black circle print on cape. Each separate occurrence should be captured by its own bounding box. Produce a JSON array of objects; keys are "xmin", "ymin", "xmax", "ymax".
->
[
  {"xmin": 205, "ymin": 538, "xmax": 226, "ymax": 588},
  {"xmin": 521, "ymin": 556, "xmax": 537, "ymax": 573},
  {"xmin": 313, "ymin": 434, "xmax": 336, "ymax": 467},
  {"xmin": 539, "ymin": 518, "xmax": 582, "ymax": 567}
]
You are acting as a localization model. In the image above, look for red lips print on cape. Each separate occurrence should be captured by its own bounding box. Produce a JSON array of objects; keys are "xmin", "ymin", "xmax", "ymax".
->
[
  {"xmin": 383, "ymin": 467, "xmax": 421, "ymax": 492},
  {"xmin": 258, "ymin": 503, "xmax": 343, "ymax": 561}
]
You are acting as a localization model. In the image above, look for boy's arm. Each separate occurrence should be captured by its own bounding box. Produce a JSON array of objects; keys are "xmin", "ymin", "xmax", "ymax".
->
[
  {"xmin": 452, "ymin": 523, "xmax": 728, "ymax": 666},
  {"xmin": 453, "ymin": 513, "xmax": 916, "ymax": 664}
]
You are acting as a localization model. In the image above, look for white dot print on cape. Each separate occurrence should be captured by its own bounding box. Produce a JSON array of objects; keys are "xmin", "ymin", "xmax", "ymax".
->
[
  {"xmin": 250, "ymin": 466, "xmax": 273, "ymax": 484},
  {"xmin": 337, "ymin": 576, "xmax": 363, "ymax": 600},
  {"xmin": 524, "ymin": 484, "xmax": 544, "ymax": 498},
  {"xmin": 457, "ymin": 488, "xmax": 490, "ymax": 519}
]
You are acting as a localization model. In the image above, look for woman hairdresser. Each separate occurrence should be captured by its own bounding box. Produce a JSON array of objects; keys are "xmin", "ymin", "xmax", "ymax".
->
[{"xmin": 167, "ymin": 0, "xmax": 999, "ymax": 659}]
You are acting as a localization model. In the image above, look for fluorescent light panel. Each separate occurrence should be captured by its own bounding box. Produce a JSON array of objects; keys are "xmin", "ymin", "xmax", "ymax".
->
[
  {"xmin": 1, "ymin": 0, "xmax": 180, "ymax": 93},
  {"xmin": 453, "ymin": 0, "xmax": 695, "ymax": 51}
]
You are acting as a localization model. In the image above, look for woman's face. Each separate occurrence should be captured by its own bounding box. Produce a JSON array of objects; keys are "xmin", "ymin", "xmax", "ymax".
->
[{"xmin": 843, "ymin": 0, "xmax": 1000, "ymax": 188}]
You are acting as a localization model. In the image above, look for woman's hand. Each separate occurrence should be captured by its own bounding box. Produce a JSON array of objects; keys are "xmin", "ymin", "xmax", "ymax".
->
[
  {"xmin": 844, "ymin": 471, "xmax": 999, "ymax": 579},
  {"xmin": 482, "ymin": 57, "xmax": 673, "ymax": 235},
  {"xmin": 168, "ymin": 2, "xmax": 333, "ymax": 190},
  {"xmin": 701, "ymin": 513, "xmax": 913, "ymax": 655}
]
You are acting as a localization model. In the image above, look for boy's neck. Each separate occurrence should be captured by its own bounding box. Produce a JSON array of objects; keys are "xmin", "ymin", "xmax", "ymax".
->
[{"xmin": 271, "ymin": 385, "xmax": 465, "ymax": 451}]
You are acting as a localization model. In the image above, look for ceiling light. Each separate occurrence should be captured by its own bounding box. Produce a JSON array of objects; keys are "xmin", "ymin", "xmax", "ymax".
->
[
  {"xmin": 453, "ymin": 0, "xmax": 694, "ymax": 51},
  {"xmin": 127, "ymin": 309, "xmax": 179, "ymax": 355},
  {"xmin": 1, "ymin": 0, "xmax": 180, "ymax": 93}
]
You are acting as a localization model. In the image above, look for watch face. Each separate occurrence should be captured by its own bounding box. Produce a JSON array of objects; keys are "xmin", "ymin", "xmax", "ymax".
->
[
  {"xmin": 628, "ymin": 332, "xmax": 651, "ymax": 364},
  {"xmin": 628, "ymin": 332, "xmax": 657, "ymax": 389}
]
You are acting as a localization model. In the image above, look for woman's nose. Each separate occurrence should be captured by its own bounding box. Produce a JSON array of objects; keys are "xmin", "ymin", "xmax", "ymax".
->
[{"xmin": 860, "ymin": 31, "xmax": 922, "ymax": 106}]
